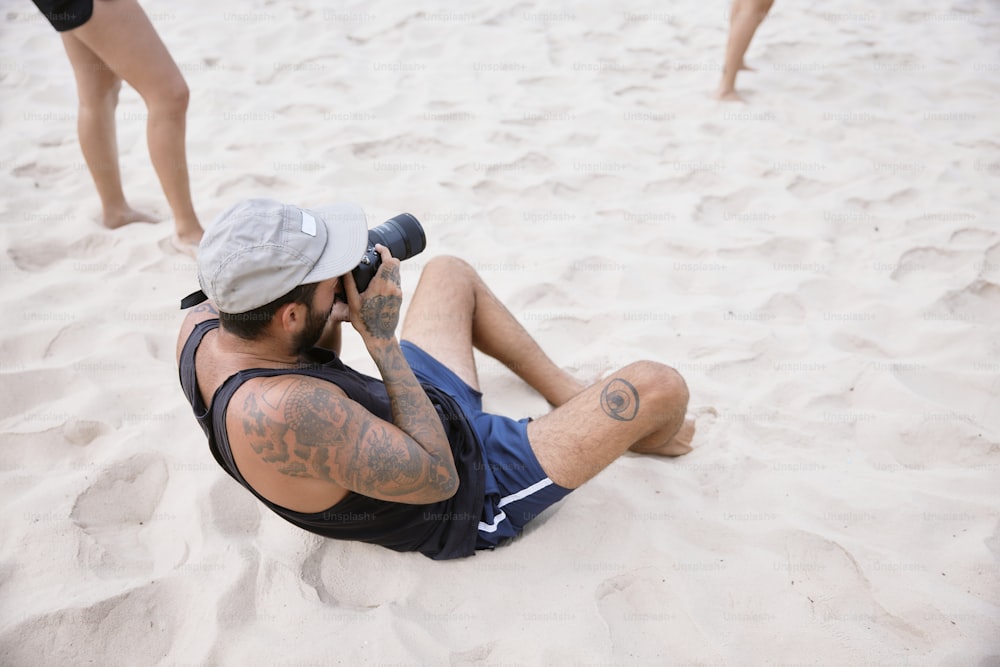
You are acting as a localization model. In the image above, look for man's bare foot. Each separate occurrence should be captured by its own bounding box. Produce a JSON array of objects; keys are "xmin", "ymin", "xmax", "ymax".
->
[
  {"xmin": 739, "ymin": 62, "xmax": 755, "ymax": 71},
  {"xmin": 630, "ymin": 417, "xmax": 695, "ymax": 457},
  {"xmin": 103, "ymin": 206, "xmax": 158, "ymax": 229}
]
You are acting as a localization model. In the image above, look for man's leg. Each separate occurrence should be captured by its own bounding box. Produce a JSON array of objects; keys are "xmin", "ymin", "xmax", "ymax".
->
[
  {"xmin": 401, "ymin": 256, "xmax": 692, "ymax": 489},
  {"xmin": 401, "ymin": 256, "xmax": 584, "ymax": 406},
  {"xmin": 527, "ymin": 365, "xmax": 689, "ymax": 488},
  {"xmin": 68, "ymin": 0, "xmax": 203, "ymax": 247},
  {"xmin": 60, "ymin": 33, "xmax": 157, "ymax": 229}
]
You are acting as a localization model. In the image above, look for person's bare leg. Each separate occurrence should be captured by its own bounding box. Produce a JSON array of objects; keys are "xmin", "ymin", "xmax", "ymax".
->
[
  {"xmin": 401, "ymin": 256, "xmax": 584, "ymax": 406},
  {"xmin": 60, "ymin": 33, "xmax": 157, "ymax": 229},
  {"xmin": 716, "ymin": 0, "xmax": 775, "ymax": 101},
  {"xmin": 527, "ymin": 361, "xmax": 690, "ymax": 488},
  {"xmin": 630, "ymin": 416, "xmax": 695, "ymax": 457},
  {"xmin": 69, "ymin": 0, "xmax": 203, "ymax": 247},
  {"xmin": 401, "ymin": 256, "xmax": 692, "ymax": 487}
]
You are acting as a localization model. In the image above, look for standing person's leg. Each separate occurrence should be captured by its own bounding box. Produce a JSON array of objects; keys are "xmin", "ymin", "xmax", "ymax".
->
[
  {"xmin": 67, "ymin": 0, "xmax": 203, "ymax": 248},
  {"xmin": 401, "ymin": 256, "xmax": 585, "ymax": 407},
  {"xmin": 717, "ymin": 0, "xmax": 775, "ymax": 101},
  {"xmin": 60, "ymin": 33, "xmax": 157, "ymax": 229}
]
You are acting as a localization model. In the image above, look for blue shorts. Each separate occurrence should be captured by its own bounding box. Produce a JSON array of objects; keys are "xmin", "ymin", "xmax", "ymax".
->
[{"xmin": 401, "ymin": 341, "xmax": 572, "ymax": 549}]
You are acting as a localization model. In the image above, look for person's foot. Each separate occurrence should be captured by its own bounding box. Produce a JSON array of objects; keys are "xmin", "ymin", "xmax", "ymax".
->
[
  {"xmin": 170, "ymin": 234, "xmax": 199, "ymax": 259},
  {"xmin": 102, "ymin": 205, "xmax": 158, "ymax": 229},
  {"xmin": 631, "ymin": 417, "xmax": 695, "ymax": 457},
  {"xmin": 715, "ymin": 87, "xmax": 745, "ymax": 102},
  {"xmin": 173, "ymin": 213, "xmax": 204, "ymax": 242},
  {"xmin": 738, "ymin": 61, "xmax": 755, "ymax": 71}
]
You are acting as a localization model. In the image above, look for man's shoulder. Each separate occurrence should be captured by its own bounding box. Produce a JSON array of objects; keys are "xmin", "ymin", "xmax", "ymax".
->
[
  {"xmin": 176, "ymin": 302, "xmax": 220, "ymax": 363},
  {"xmin": 228, "ymin": 371, "xmax": 350, "ymax": 427}
]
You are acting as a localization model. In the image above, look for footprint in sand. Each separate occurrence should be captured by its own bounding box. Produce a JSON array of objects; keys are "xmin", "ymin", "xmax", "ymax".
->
[
  {"xmin": 928, "ymin": 279, "xmax": 1000, "ymax": 321},
  {"xmin": 595, "ymin": 570, "xmax": 716, "ymax": 660},
  {"xmin": 70, "ymin": 453, "xmax": 169, "ymax": 575},
  {"xmin": 213, "ymin": 174, "xmax": 281, "ymax": 198},
  {"xmin": 215, "ymin": 546, "xmax": 260, "ymax": 629},
  {"xmin": 208, "ymin": 477, "xmax": 261, "ymax": 537},
  {"xmin": 12, "ymin": 161, "xmax": 65, "ymax": 180},
  {"xmin": 787, "ymin": 176, "xmax": 832, "ymax": 199},
  {"xmin": 62, "ymin": 419, "xmax": 110, "ymax": 446},
  {"xmin": 889, "ymin": 247, "xmax": 969, "ymax": 281},
  {"xmin": 450, "ymin": 642, "xmax": 501, "ymax": 666},
  {"xmin": 691, "ymin": 187, "xmax": 762, "ymax": 224},
  {"xmin": 949, "ymin": 227, "xmax": 996, "ymax": 246},
  {"xmin": 301, "ymin": 540, "xmax": 414, "ymax": 607},
  {"xmin": 0, "ymin": 582, "xmax": 180, "ymax": 665},
  {"xmin": 350, "ymin": 134, "xmax": 455, "ymax": 159},
  {"xmin": 7, "ymin": 232, "xmax": 117, "ymax": 272},
  {"xmin": 980, "ymin": 241, "xmax": 1000, "ymax": 280}
]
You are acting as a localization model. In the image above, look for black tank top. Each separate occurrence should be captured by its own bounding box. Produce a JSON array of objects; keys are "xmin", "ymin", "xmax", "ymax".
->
[{"xmin": 178, "ymin": 320, "xmax": 485, "ymax": 560}]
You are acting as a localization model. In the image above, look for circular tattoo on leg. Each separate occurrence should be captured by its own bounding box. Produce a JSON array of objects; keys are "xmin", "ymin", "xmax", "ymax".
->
[{"xmin": 600, "ymin": 377, "xmax": 640, "ymax": 421}]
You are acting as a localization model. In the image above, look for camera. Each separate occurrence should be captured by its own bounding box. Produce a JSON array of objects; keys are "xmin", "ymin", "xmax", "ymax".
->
[{"xmin": 351, "ymin": 213, "xmax": 426, "ymax": 293}]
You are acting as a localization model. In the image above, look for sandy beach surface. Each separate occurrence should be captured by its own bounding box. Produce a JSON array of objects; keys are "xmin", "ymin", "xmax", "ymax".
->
[{"xmin": 1, "ymin": 0, "xmax": 998, "ymax": 664}]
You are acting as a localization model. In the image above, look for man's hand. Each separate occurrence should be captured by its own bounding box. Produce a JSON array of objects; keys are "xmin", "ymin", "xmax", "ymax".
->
[{"xmin": 344, "ymin": 244, "xmax": 402, "ymax": 346}]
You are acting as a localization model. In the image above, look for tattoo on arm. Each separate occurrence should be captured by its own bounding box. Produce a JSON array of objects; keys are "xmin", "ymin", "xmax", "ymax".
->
[
  {"xmin": 360, "ymin": 295, "xmax": 401, "ymax": 339},
  {"xmin": 343, "ymin": 422, "xmax": 422, "ymax": 494},
  {"xmin": 600, "ymin": 377, "xmax": 640, "ymax": 421},
  {"xmin": 239, "ymin": 376, "xmax": 455, "ymax": 499},
  {"xmin": 240, "ymin": 381, "xmax": 344, "ymax": 477},
  {"xmin": 372, "ymin": 343, "xmax": 456, "ymax": 494}
]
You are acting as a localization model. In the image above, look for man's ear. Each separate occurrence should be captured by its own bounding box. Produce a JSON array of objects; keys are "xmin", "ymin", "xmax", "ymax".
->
[{"xmin": 276, "ymin": 301, "xmax": 308, "ymax": 333}]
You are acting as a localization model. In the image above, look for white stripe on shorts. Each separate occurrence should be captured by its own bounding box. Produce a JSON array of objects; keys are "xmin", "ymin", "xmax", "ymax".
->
[
  {"xmin": 498, "ymin": 478, "xmax": 554, "ymax": 508},
  {"xmin": 477, "ymin": 478, "xmax": 555, "ymax": 533},
  {"xmin": 478, "ymin": 510, "xmax": 507, "ymax": 533}
]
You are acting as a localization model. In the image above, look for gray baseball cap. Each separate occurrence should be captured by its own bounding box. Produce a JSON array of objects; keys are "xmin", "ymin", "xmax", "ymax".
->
[{"xmin": 182, "ymin": 198, "xmax": 369, "ymax": 313}]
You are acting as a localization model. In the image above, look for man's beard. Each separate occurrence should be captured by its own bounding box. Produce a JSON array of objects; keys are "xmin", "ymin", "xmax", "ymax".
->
[{"xmin": 294, "ymin": 304, "xmax": 329, "ymax": 356}]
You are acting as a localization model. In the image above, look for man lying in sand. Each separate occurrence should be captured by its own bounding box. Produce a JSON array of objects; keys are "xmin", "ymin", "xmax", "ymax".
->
[{"xmin": 176, "ymin": 199, "xmax": 693, "ymax": 559}]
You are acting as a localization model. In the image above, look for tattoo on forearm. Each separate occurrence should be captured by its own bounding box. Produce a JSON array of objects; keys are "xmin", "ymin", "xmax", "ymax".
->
[
  {"xmin": 374, "ymin": 345, "xmax": 438, "ymax": 435},
  {"xmin": 600, "ymin": 377, "xmax": 640, "ymax": 421},
  {"xmin": 360, "ymin": 295, "xmax": 400, "ymax": 339},
  {"xmin": 345, "ymin": 423, "xmax": 421, "ymax": 492},
  {"xmin": 373, "ymin": 344, "xmax": 454, "ymax": 492}
]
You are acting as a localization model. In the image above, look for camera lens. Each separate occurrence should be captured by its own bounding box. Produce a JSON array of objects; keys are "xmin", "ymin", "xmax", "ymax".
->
[
  {"xmin": 351, "ymin": 213, "xmax": 426, "ymax": 292},
  {"xmin": 369, "ymin": 214, "xmax": 426, "ymax": 261}
]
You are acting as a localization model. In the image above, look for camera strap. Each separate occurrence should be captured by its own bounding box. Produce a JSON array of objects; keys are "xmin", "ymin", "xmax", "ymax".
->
[{"xmin": 180, "ymin": 289, "xmax": 209, "ymax": 309}]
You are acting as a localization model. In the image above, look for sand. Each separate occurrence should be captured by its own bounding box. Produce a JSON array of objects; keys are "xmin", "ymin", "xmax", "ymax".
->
[{"xmin": 1, "ymin": 0, "xmax": 998, "ymax": 664}]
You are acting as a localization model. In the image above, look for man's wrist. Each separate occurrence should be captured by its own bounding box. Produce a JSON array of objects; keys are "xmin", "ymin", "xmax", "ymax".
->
[{"xmin": 365, "ymin": 335, "xmax": 400, "ymax": 355}]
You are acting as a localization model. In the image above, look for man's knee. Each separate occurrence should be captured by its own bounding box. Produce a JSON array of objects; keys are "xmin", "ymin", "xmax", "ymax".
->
[
  {"xmin": 424, "ymin": 255, "xmax": 473, "ymax": 277},
  {"xmin": 616, "ymin": 360, "xmax": 689, "ymax": 414}
]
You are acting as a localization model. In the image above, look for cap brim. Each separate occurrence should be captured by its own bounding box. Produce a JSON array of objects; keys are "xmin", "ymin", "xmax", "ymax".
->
[{"xmin": 301, "ymin": 202, "xmax": 369, "ymax": 284}]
